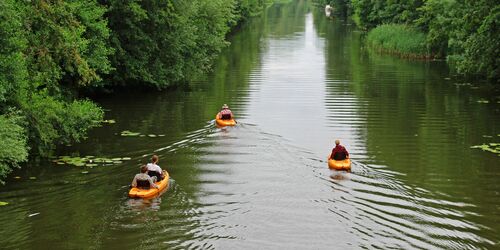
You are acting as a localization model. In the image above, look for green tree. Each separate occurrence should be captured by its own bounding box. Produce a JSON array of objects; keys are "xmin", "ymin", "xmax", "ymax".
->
[
  {"xmin": 103, "ymin": 0, "xmax": 241, "ymax": 88},
  {"xmin": 0, "ymin": 113, "xmax": 28, "ymax": 183},
  {"xmin": 0, "ymin": 0, "xmax": 29, "ymax": 182}
]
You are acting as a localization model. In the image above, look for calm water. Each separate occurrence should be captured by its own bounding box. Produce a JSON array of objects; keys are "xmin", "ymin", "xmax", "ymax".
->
[{"xmin": 1, "ymin": 1, "xmax": 499, "ymax": 249}]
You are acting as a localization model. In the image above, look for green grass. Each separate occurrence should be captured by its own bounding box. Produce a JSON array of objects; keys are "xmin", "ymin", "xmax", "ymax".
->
[{"xmin": 367, "ymin": 24, "xmax": 431, "ymax": 59}]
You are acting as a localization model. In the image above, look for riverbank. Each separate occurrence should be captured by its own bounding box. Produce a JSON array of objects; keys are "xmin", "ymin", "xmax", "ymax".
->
[{"xmin": 314, "ymin": 0, "xmax": 498, "ymax": 81}]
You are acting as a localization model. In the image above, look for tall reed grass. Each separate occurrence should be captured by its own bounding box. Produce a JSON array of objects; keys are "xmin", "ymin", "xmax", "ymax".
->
[{"xmin": 366, "ymin": 24, "xmax": 432, "ymax": 59}]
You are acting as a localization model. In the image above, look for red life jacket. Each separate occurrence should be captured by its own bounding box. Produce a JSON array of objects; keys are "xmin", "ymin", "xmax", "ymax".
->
[{"xmin": 220, "ymin": 109, "xmax": 232, "ymax": 120}]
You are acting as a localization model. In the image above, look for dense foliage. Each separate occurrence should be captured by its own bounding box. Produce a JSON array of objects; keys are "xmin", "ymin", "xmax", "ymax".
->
[
  {"xmin": 316, "ymin": 0, "xmax": 499, "ymax": 80},
  {"xmin": 0, "ymin": 0, "xmax": 271, "ymax": 181}
]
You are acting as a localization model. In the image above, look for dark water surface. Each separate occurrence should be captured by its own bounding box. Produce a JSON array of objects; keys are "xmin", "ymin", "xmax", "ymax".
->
[{"xmin": 1, "ymin": 1, "xmax": 499, "ymax": 249}]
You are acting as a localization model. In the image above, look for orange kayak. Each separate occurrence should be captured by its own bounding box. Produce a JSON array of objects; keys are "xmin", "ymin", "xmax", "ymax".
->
[
  {"xmin": 128, "ymin": 171, "xmax": 170, "ymax": 199},
  {"xmin": 328, "ymin": 158, "xmax": 351, "ymax": 171},
  {"xmin": 215, "ymin": 114, "xmax": 236, "ymax": 127}
]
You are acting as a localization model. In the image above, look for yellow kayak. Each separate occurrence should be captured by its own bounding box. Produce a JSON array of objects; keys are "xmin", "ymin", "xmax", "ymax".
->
[
  {"xmin": 215, "ymin": 114, "xmax": 236, "ymax": 127},
  {"xmin": 128, "ymin": 171, "xmax": 170, "ymax": 199},
  {"xmin": 328, "ymin": 158, "xmax": 351, "ymax": 171}
]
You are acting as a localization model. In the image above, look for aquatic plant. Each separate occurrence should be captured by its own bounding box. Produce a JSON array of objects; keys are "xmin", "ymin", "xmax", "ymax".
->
[
  {"xmin": 53, "ymin": 156, "xmax": 132, "ymax": 167},
  {"xmin": 470, "ymin": 143, "xmax": 500, "ymax": 156}
]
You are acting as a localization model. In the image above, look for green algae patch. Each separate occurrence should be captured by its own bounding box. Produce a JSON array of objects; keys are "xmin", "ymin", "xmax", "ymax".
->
[
  {"xmin": 471, "ymin": 143, "xmax": 500, "ymax": 156},
  {"xmin": 120, "ymin": 130, "xmax": 141, "ymax": 136},
  {"xmin": 54, "ymin": 156, "xmax": 132, "ymax": 167},
  {"xmin": 120, "ymin": 130, "xmax": 163, "ymax": 138},
  {"xmin": 102, "ymin": 119, "xmax": 116, "ymax": 124}
]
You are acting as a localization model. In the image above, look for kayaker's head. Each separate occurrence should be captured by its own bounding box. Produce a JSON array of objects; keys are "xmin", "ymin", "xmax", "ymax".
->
[
  {"xmin": 140, "ymin": 165, "xmax": 148, "ymax": 173},
  {"xmin": 151, "ymin": 155, "xmax": 159, "ymax": 164},
  {"xmin": 222, "ymin": 104, "xmax": 229, "ymax": 109},
  {"xmin": 335, "ymin": 139, "xmax": 340, "ymax": 145}
]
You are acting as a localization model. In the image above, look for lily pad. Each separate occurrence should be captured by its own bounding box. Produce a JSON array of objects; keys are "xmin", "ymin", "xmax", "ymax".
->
[
  {"xmin": 477, "ymin": 99, "xmax": 489, "ymax": 104},
  {"xmin": 102, "ymin": 119, "xmax": 116, "ymax": 124},
  {"xmin": 148, "ymin": 134, "xmax": 157, "ymax": 138},
  {"xmin": 121, "ymin": 130, "xmax": 141, "ymax": 137},
  {"xmin": 55, "ymin": 155, "xmax": 136, "ymax": 167},
  {"xmin": 471, "ymin": 143, "xmax": 500, "ymax": 156},
  {"xmin": 14, "ymin": 176, "xmax": 21, "ymax": 179},
  {"xmin": 0, "ymin": 201, "xmax": 8, "ymax": 206},
  {"xmin": 158, "ymin": 134, "xmax": 166, "ymax": 137},
  {"xmin": 29, "ymin": 177, "xmax": 36, "ymax": 180},
  {"xmin": 81, "ymin": 171, "xmax": 89, "ymax": 174}
]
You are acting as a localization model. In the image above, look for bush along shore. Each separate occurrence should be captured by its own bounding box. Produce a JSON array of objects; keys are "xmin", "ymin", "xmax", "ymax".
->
[
  {"xmin": 314, "ymin": 0, "xmax": 499, "ymax": 81},
  {"xmin": 0, "ymin": 0, "xmax": 276, "ymax": 183}
]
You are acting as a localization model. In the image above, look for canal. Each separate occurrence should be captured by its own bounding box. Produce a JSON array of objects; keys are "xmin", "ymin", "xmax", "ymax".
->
[{"xmin": 1, "ymin": 1, "xmax": 499, "ymax": 249}]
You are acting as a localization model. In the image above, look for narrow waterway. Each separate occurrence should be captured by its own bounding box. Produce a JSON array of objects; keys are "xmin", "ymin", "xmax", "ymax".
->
[{"xmin": 1, "ymin": 1, "xmax": 499, "ymax": 249}]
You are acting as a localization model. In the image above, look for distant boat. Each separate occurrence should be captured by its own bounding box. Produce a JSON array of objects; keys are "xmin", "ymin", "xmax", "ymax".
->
[{"xmin": 325, "ymin": 5, "xmax": 333, "ymax": 17}]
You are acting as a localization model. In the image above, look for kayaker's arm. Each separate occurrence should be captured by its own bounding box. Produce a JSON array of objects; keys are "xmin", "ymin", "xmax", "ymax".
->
[
  {"xmin": 149, "ymin": 177, "xmax": 159, "ymax": 189},
  {"xmin": 131, "ymin": 175, "xmax": 138, "ymax": 187}
]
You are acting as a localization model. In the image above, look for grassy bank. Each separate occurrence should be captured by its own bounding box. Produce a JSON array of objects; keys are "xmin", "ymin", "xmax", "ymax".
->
[{"xmin": 366, "ymin": 24, "xmax": 432, "ymax": 59}]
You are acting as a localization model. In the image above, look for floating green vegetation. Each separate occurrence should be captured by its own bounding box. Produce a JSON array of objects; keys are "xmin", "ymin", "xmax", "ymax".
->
[
  {"xmin": 477, "ymin": 99, "xmax": 489, "ymax": 104},
  {"xmin": 53, "ymin": 156, "xmax": 132, "ymax": 167},
  {"xmin": 120, "ymin": 130, "xmax": 165, "ymax": 138},
  {"xmin": 0, "ymin": 201, "xmax": 8, "ymax": 206},
  {"xmin": 102, "ymin": 119, "xmax": 116, "ymax": 124},
  {"xmin": 120, "ymin": 130, "xmax": 141, "ymax": 137},
  {"xmin": 470, "ymin": 143, "xmax": 500, "ymax": 156}
]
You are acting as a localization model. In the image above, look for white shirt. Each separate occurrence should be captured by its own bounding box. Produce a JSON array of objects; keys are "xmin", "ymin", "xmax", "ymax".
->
[{"xmin": 147, "ymin": 163, "xmax": 162, "ymax": 173}]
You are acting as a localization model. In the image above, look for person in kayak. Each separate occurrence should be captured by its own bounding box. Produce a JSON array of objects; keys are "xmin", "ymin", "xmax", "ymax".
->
[
  {"xmin": 329, "ymin": 139, "xmax": 349, "ymax": 160},
  {"xmin": 147, "ymin": 155, "xmax": 164, "ymax": 181},
  {"xmin": 131, "ymin": 165, "xmax": 158, "ymax": 189},
  {"xmin": 218, "ymin": 104, "xmax": 233, "ymax": 120}
]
